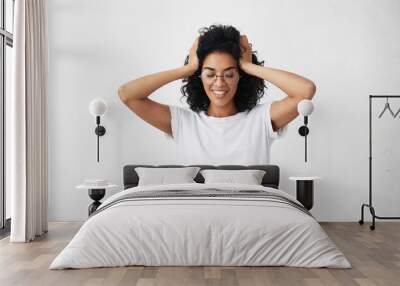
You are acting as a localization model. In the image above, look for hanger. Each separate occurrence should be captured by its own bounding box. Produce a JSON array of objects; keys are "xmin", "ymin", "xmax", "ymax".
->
[
  {"xmin": 394, "ymin": 106, "xmax": 400, "ymax": 118},
  {"xmin": 378, "ymin": 97, "xmax": 395, "ymax": 118}
]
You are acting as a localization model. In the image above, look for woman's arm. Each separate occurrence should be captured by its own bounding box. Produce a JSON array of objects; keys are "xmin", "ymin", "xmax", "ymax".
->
[
  {"xmin": 117, "ymin": 67, "xmax": 194, "ymax": 137},
  {"xmin": 239, "ymin": 35, "xmax": 316, "ymax": 130},
  {"xmin": 118, "ymin": 37, "xmax": 199, "ymax": 103},
  {"xmin": 118, "ymin": 66, "xmax": 194, "ymax": 102},
  {"xmin": 239, "ymin": 63, "xmax": 316, "ymax": 100},
  {"xmin": 117, "ymin": 38, "xmax": 199, "ymax": 137}
]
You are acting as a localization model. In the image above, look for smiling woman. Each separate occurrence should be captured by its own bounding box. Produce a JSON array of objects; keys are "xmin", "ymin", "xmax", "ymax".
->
[
  {"xmin": 118, "ymin": 24, "xmax": 316, "ymax": 165},
  {"xmin": 200, "ymin": 54, "xmax": 241, "ymax": 116},
  {"xmin": 180, "ymin": 25, "xmax": 267, "ymax": 117}
]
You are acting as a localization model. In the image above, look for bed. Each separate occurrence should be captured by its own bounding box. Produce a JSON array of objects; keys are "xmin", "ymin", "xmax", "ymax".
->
[{"xmin": 50, "ymin": 164, "xmax": 351, "ymax": 269}]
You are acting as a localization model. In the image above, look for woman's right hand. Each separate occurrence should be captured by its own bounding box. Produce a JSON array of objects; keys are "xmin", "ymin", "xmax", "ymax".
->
[{"xmin": 185, "ymin": 37, "xmax": 200, "ymax": 75}]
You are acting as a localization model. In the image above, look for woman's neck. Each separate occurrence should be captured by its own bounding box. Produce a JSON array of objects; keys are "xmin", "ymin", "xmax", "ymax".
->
[{"xmin": 207, "ymin": 103, "xmax": 238, "ymax": 118}]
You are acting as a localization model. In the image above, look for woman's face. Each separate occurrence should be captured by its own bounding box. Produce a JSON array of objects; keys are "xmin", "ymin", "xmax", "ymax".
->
[{"xmin": 200, "ymin": 51, "xmax": 240, "ymax": 108}]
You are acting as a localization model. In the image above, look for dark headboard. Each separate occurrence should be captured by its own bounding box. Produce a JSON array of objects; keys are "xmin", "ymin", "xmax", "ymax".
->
[{"xmin": 123, "ymin": 164, "xmax": 280, "ymax": 189}]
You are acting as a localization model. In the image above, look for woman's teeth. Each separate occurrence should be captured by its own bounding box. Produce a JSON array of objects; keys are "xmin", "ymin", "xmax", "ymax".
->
[{"xmin": 213, "ymin": 91, "xmax": 227, "ymax": 98}]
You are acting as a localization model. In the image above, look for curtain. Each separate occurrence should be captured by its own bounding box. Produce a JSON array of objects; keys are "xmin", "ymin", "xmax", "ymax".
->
[{"xmin": 9, "ymin": 0, "xmax": 49, "ymax": 242}]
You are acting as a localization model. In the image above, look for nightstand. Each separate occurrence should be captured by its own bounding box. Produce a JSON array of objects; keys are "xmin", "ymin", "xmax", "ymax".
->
[
  {"xmin": 76, "ymin": 182, "xmax": 118, "ymax": 216},
  {"xmin": 289, "ymin": 176, "xmax": 321, "ymax": 210}
]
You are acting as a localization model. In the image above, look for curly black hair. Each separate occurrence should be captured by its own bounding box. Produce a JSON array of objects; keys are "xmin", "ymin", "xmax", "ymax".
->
[{"xmin": 180, "ymin": 24, "xmax": 267, "ymax": 113}]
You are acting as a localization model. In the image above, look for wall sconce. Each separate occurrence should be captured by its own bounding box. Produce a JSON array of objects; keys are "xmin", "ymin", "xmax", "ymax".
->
[
  {"xmin": 297, "ymin": 99, "xmax": 314, "ymax": 162},
  {"xmin": 89, "ymin": 99, "xmax": 107, "ymax": 162}
]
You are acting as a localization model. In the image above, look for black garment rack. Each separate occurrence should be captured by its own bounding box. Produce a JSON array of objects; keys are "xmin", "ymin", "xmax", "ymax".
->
[{"xmin": 359, "ymin": 95, "xmax": 400, "ymax": 230}]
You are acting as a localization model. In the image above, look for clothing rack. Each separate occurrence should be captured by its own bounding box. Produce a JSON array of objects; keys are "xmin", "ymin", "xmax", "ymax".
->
[{"xmin": 359, "ymin": 95, "xmax": 400, "ymax": 230}]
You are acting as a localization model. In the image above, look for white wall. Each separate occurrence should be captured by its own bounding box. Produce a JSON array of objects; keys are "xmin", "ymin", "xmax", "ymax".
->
[{"xmin": 47, "ymin": 0, "xmax": 400, "ymax": 221}]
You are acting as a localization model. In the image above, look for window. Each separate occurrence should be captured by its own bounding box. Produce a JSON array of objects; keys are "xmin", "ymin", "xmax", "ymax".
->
[{"xmin": 0, "ymin": 0, "xmax": 14, "ymax": 235}]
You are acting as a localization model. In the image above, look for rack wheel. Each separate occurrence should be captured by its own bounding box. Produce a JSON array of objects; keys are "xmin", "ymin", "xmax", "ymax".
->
[
  {"xmin": 358, "ymin": 220, "xmax": 364, "ymax": 225},
  {"xmin": 370, "ymin": 225, "xmax": 375, "ymax": 231}
]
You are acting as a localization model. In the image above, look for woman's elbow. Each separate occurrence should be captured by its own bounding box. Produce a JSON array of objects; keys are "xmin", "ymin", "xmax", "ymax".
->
[
  {"xmin": 304, "ymin": 81, "xmax": 316, "ymax": 100},
  {"xmin": 118, "ymin": 85, "xmax": 128, "ymax": 102}
]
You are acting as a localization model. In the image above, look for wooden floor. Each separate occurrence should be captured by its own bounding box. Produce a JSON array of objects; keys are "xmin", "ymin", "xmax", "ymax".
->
[{"xmin": 0, "ymin": 222, "xmax": 399, "ymax": 286}]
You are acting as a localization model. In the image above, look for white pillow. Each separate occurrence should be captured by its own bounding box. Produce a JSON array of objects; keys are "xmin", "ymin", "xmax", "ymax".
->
[
  {"xmin": 200, "ymin": 169, "xmax": 266, "ymax": 185},
  {"xmin": 135, "ymin": 167, "xmax": 201, "ymax": 186}
]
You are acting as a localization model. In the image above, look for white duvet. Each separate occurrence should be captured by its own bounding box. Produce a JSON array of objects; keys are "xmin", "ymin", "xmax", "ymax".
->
[{"xmin": 50, "ymin": 183, "xmax": 351, "ymax": 269}]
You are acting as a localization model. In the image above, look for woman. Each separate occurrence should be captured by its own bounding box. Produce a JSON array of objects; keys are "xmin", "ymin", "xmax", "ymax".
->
[{"xmin": 118, "ymin": 25, "xmax": 316, "ymax": 165}]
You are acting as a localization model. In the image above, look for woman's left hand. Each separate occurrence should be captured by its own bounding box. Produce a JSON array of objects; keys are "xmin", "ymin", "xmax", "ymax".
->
[{"xmin": 239, "ymin": 35, "xmax": 252, "ymax": 68}]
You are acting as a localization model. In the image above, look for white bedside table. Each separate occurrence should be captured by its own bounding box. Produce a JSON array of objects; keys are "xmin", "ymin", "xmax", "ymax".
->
[
  {"xmin": 289, "ymin": 176, "xmax": 321, "ymax": 210},
  {"xmin": 76, "ymin": 182, "xmax": 118, "ymax": 216}
]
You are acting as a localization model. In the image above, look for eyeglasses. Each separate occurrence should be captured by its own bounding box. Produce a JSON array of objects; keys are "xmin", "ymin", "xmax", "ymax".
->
[{"xmin": 199, "ymin": 69, "xmax": 241, "ymax": 84}]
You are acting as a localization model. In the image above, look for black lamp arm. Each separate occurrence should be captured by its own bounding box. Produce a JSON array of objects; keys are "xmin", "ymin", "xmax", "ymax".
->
[
  {"xmin": 94, "ymin": 116, "xmax": 106, "ymax": 162},
  {"xmin": 298, "ymin": 115, "xmax": 310, "ymax": 162}
]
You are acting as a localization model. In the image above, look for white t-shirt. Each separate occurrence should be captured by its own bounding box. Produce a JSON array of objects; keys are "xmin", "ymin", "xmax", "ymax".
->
[{"xmin": 164, "ymin": 100, "xmax": 285, "ymax": 165}]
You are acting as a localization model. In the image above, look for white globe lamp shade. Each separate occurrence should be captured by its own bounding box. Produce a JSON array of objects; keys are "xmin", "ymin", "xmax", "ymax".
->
[
  {"xmin": 297, "ymin": 99, "xmax": 314, "ymax": 116},
  {"xmin": 89, "ymin": 99, "xmax": 107, "ymax": 117}
]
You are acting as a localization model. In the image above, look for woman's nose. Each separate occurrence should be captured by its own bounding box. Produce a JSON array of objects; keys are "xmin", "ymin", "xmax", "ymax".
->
[{"xmin": 214, "ymin": 76, "xmax": 226, "ymax": 86}]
